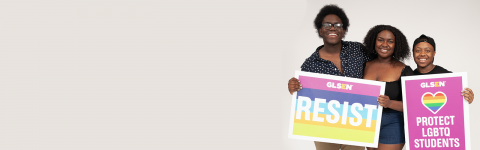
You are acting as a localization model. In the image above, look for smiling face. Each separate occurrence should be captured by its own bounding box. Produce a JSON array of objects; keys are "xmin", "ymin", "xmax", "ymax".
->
[
  {"xmin": 413, "ymin": 42, "xmax": 436, "ymax": 69},
  {"xmin": 375, "ymin": 30, "xmax": 395, "ymax": 59},
  {"xmin": 319, "ymin": 14, "xmax": 344, "ymax": 45}
]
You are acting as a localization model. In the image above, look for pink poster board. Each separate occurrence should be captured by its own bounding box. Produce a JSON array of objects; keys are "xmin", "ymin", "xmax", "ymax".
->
[{"xmin": 401, "ymin": 73, "xmax": 470, "ymax": 150}]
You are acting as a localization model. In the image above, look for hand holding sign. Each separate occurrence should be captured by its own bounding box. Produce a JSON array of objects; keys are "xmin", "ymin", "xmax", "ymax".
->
[
  {"xmin": 461, "ymin": 88, "xmax": 474, "ymax": 104},
  {"xmin": 377, "ymin": 95, "xmax": 391, "ymax": 108},
  {"xmin": 288, "ymin": 77, "xmax": 302, "ymax": 95}
]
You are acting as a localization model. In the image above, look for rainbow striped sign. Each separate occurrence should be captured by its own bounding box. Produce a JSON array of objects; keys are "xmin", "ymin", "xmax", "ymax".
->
[
  {"xmin": 402, "ymin": 73, "xmax": 470, "ymax": 150},
  {"xmin": 289, "ymin": 71, "xmax": 385, "ymax": 147}
]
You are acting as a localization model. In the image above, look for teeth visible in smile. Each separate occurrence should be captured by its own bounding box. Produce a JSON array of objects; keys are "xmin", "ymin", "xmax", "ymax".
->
[
  {"xmin": 329, "ymin": 34, "xmax": 337, "ymax": 36},
  {"xmin": 381, "ymin": 49, "xmax": 388, "ymax": 52},
  {"xmin": 420, "ymin": 59, "xmax": 426, "ymax": 61}
]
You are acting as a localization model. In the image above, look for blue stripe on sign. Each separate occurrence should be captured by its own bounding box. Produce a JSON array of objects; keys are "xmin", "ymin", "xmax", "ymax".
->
[
  {"xmin": 297, "ymin": 88, "xmax": 380, "ymax": 105},
  {"xmin": 428, "ymin": 106, "xmax": 441, "ymax": 111},
  {"xmin": 294, "ymin": 99, "xmax": 378, "ymax": 120},
  {"xmin": 294, "ymin": 88, "xmax": 380, "ymax": 120}
]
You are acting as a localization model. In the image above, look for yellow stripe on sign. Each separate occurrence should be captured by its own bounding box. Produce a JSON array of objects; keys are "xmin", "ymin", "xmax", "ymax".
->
[
  {"xmin": 294, "ymin": 112, "xmax": 376, "ymax": 132},
  {"xmin": 422, "ymin": 96, "xmax": 445, "ymax": 100},
  {"xmin": 422, "ymin": 99, "xmax": 446, "ymax": 103},
  {"xmin": 292, "ymin": 123, "xmax": 375, "ymax": 143}
]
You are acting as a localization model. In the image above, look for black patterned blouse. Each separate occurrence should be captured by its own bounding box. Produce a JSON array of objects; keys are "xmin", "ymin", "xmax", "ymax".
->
[{"xmin": 301, "ymin": 41, "xmax": 371, "ymax": 79}]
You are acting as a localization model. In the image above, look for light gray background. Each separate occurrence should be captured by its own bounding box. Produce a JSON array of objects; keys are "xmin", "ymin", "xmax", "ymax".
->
[{"xmin": 0, "ymin": 0, "xmax": 478, "ymax": 150}]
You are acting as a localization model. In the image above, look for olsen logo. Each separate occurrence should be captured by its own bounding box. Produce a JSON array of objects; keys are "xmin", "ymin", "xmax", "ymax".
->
[
  {"xmin": 326, "ymin": 82, "xmax": 353, "ymax": 90},
  {"xmin": 420, "ymin": 81, "xmax": 446, "ymax": 88}
]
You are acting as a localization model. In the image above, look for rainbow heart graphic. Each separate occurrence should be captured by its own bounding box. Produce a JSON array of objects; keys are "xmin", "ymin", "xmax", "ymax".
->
[{"xmin": 421, "ymin": 92, "xmax": 447, "ymax": 114}]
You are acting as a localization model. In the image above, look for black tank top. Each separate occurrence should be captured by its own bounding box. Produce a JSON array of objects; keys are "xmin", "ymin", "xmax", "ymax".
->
[{"xmin": 383, "ymin": 66, "xmax": 413, "ymax": 112}]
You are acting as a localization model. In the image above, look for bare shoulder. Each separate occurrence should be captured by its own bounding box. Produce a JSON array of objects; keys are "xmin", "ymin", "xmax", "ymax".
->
[
  {"xmin": 365, "ymin": 60, "xmax": 375, "ymax": 68},
  {"xmin": 363, "ymin": 60, "xmax": 377, "ymax": 80},
  {"xmin": 363, "ymin": 60, "xmax": 374, "ymax": 74},
  {"xmin": 394, "ymin": 61, "xmax": 406, "ymax": 70}
]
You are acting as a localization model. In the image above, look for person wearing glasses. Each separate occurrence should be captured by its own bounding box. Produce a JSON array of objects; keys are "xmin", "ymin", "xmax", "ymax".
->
[
  {"xmin": 362, "ymin": 25, "xmax": 413, "ymax": 150},
  {"xmin": 411, "ymin": 34, "xmax": 474, "ymax": 103},
  {"xmin": 287, "ymin": 4, "xmax": 370, "ymax": 150}
]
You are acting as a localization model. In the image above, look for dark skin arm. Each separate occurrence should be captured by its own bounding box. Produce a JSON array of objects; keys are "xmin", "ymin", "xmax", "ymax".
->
[{"xmin": 377, "ymin": 95, "xmax": 403, "ymax": 111}]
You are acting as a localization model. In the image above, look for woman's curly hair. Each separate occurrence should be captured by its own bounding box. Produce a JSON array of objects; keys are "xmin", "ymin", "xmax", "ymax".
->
[{"xmin": 363, "ymin": 25, "xmax": 410, "ymax": 62}]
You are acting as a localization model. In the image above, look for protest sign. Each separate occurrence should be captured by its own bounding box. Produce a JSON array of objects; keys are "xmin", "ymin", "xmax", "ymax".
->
[
  {"xmin": 289, "ymin": 71, "xmax": 385, "ymax": 147},
  {"xmin": 402, "ymin": 73, "xmax": 470, "ymax": 150}
]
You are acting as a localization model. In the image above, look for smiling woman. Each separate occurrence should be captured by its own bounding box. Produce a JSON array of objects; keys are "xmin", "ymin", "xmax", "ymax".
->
[
  {"xmin": 362, "ymin": 25, "xmax": 414, "ymax": 150},
  {"xmin": 363, "ymin": 25, "xmax": 410, "ymax": 62},
  {"xmin": 375, "ymin": 30, "xmax": 395, "ymax": 60},
  {"xmin": 411, "ymin": 34, "xmax": 474, "ymax": 104},
  {"xmin": 412, "ymin": 35, "xmax": 436, "ymax": 73}
]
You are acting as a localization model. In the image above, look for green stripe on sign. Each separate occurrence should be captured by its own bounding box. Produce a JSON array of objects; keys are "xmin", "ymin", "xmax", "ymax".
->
[
  {"xmin": 292, "ymin": 123, "xmax": 375, "ymax": 143},
  {"xmin": 424, "ymin": 103, "xmax": 445, "ymax": 107}
]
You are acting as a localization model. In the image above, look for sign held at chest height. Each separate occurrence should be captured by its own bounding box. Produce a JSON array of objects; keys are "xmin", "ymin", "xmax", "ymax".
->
[
  {"xmin": 402, "ymin": 73, "xmax": 471, "ymax": 150},
  {"xmin": 288, "ymin": 71, "xmax": 385, "ymax": 148}
]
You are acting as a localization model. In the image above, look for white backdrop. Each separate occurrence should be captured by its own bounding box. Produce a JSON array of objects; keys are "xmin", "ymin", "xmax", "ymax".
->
[{"xmin": 0, "ymin": 0, "xmax": 479, "ymax": 150}]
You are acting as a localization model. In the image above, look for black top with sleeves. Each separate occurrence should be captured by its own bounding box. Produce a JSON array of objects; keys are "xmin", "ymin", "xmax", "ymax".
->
[
  {"xmin": 301, "ymin": 41, "xmax": 371, "ymax": 78},
  {"xmin": 413, "ymin": 65, "xmax": 451, "ymax": 75},
  {"xmin": 383, "ymin": 66, "xmax": 414, "ymax": 112}
]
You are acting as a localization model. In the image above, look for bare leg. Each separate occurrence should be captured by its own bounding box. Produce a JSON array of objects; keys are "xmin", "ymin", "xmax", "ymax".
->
[
  {"xmin": 377, "ymin": 143, "xmax": 404, "ymax": 150},
  {"xmin": 338, "ymin": 144, "xmax": 364, "ymax": 150},
  {"xmin": 313, "ymin": 141, "xmax": 340, "ymax": 150}
]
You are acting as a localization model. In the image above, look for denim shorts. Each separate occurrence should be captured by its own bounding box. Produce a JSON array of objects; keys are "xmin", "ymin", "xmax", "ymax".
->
[{"xmin": 378, "ymin": 110, "xmax": 405, "ymax": 144}]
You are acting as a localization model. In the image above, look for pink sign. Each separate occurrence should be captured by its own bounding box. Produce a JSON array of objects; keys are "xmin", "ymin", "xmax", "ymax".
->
[{"xmin": 401, "ymin": 73, "xmax": 470, "ymax": 150}]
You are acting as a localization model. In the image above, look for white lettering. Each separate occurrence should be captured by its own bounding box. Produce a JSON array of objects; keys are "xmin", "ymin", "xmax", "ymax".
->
[
  {"xmin": 327, "ymin": 100, "xmax": 340, "ymax": 123},
  {"xmin": 341, "ymin": 101, "xmax": 349, "ymax": 125},
  {"xmin": 312, "ymin": 98, "xmax": 326, "ymax": 122},
  {"xmin": 349, "ymin": 103, "xmax": 363, "ymax": 126},
  {"xmin": 364, "ymin": 104, "xmax": 377, "ymax": 127},
  {"xmin": 296, "ymin": 96, "xmax": 311, "ymax": 120}
]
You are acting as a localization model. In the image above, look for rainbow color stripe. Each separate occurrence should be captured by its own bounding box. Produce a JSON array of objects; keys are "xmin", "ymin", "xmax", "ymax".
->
[{"xmin": 421, "ymin": 92, "xmax": 447, "ymax": 114}]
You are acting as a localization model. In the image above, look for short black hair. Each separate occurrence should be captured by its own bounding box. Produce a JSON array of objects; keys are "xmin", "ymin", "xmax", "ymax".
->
[
  {"xmin": 413, "ymin": 34, "xmax": 436, "ymax": 51},
  {"xmin": 363, "ymin": 25, "xmax": 410, "ymax": 62},
  {"xmin": 314, "ymin": 5, "xmax": 349, "ymax": 32}
]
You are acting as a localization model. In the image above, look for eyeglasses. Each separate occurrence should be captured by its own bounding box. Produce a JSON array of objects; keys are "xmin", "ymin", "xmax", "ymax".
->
[{"xmin": 321, "ymin": 23, "xmax": 343, "ymax": 30}]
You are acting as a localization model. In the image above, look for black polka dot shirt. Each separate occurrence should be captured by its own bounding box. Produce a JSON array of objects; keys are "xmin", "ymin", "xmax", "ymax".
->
[{"xmin": 301, "ymin": 41, "xmax": 371, "ymax": 79}]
